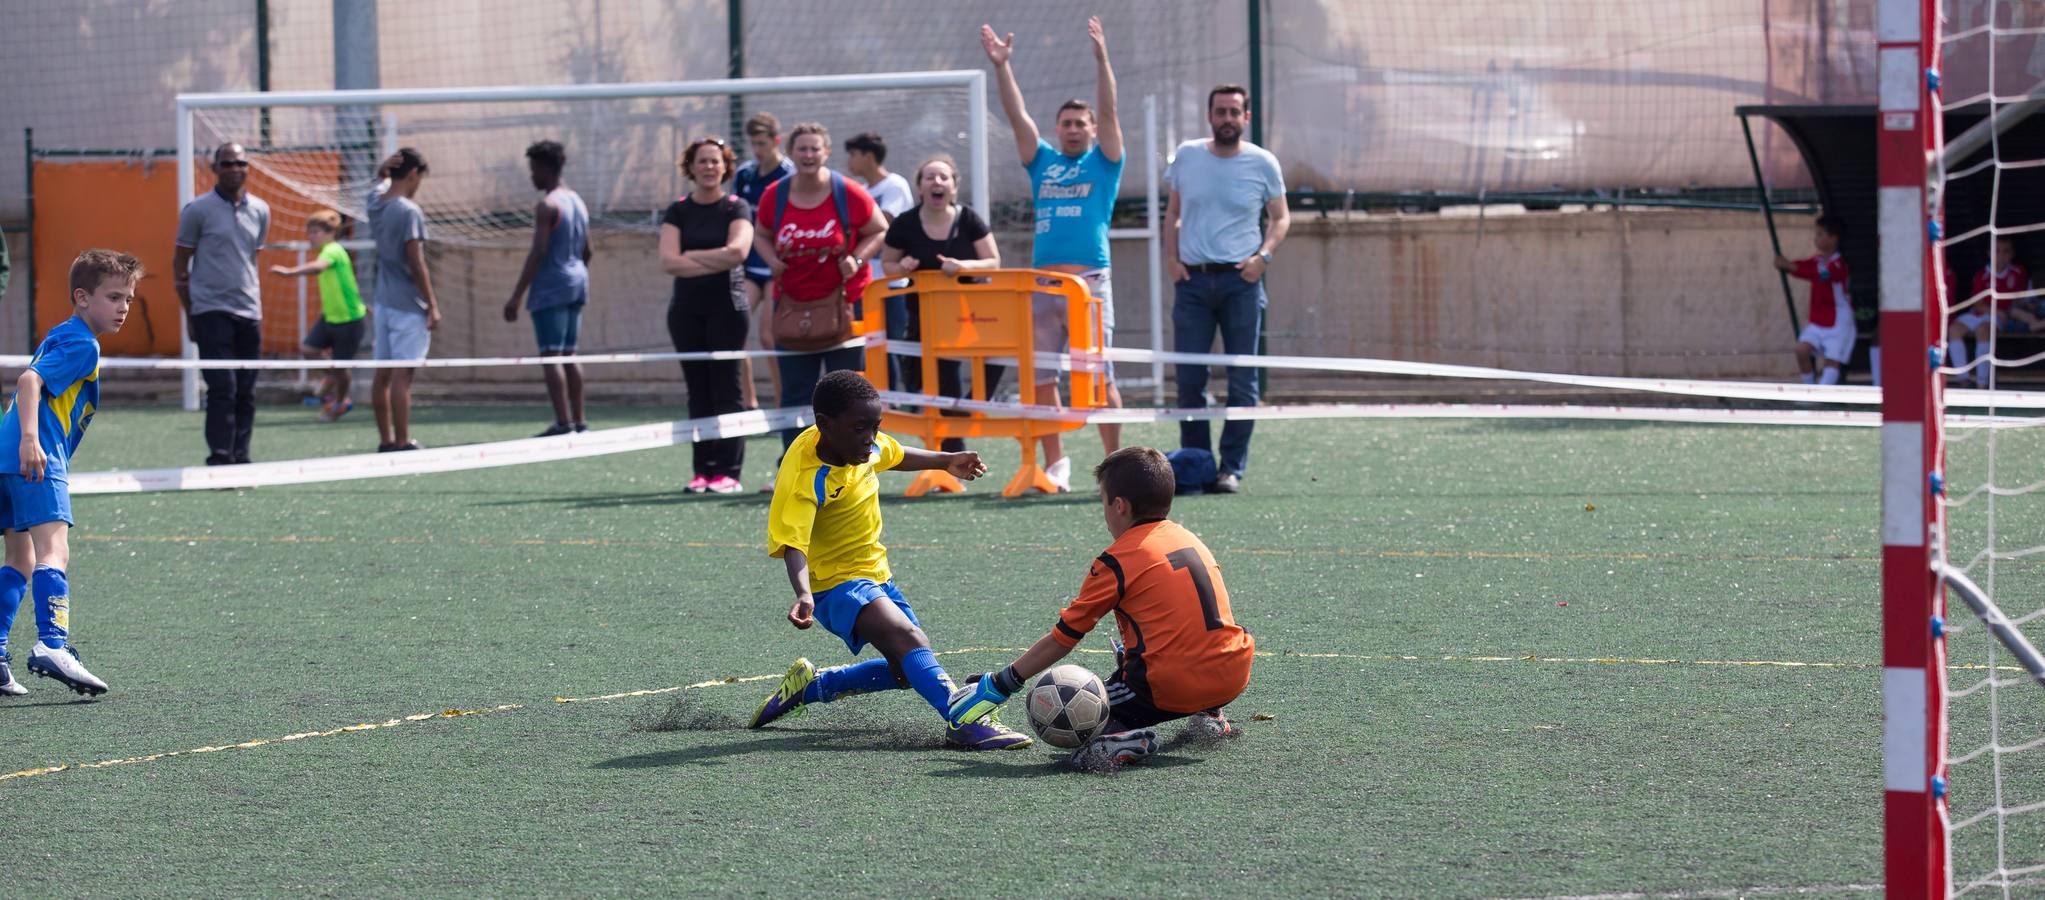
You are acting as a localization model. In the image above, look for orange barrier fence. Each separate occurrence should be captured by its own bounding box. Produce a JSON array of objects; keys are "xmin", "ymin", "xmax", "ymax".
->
[
  {"xmin": 31, "ymin": 154, "xmax": 338, "ymax": 357},
  {"xmin": 860, "ymin": 269, "xmax": 1103, "ymax": 498}
]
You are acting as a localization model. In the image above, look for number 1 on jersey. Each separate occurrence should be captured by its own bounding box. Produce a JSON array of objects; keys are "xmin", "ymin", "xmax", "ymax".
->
[{"xmin": 1167, "ymin": 547, "xmax": 1225, "ymax": 631}]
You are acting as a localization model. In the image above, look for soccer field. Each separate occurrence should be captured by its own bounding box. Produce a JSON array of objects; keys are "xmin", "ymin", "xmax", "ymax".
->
[{"xmin": 0, "ymin": 403, "xmax": 1960, "ymax": 897}]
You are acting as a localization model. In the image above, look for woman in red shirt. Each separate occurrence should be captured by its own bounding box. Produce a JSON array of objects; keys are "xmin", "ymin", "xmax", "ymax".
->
[{"xmin": 753, "ymin": 122, "xmax": 888, "ymax": 463}]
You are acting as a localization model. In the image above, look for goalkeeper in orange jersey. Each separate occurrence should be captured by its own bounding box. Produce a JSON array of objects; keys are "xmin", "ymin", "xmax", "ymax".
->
[{"xmin": 949, "ymin": 446, "xmax": 1255, "ymax": 766}]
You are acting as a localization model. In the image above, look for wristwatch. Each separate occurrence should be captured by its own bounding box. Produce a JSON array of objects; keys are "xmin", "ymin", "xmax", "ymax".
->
[{"xmin": 1257, "ymin": 250, "xmax": 1272, "ymax": 264}]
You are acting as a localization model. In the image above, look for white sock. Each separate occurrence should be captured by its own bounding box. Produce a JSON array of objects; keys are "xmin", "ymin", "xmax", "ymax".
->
[
  {"xmin": 1819, "ymin": 366, "xmax": 1841, "ymax": 386},
  {"xmin": 1800, "ymin": 372, "xmax": 1816, "ymax": 385},
  {"xmin": 1871, "ymin": 347, "xmax": 1883, "ymax": 387},
  {"xmin": 1974, "ymin": 353, "xmax": 1992, "ymax": 386},
  {"xmin": 1949, "ymin": 339, "xmax": 1971, "ymax": 374}
]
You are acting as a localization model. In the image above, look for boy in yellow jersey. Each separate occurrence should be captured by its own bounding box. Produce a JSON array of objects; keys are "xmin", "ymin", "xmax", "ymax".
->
[
  {"xmin": 0, "ymin": 250, "xmax": 137, "ymax": 698},
  {"xmin": 750, "ymin": 371, "xmax": 1032, "ymax": 749},
  {"xmin": 270, "ymin": 209, "xmax": 366, "ymax": 421}
]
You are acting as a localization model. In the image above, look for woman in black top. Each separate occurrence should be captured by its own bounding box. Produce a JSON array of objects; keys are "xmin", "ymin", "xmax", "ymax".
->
[
  {"xmin": 660, "ymin": 137, "xmax": 755, "ymax": 493},
  {"xmin": 882, "ymin": 155, "xmax": 1001, "ymax": 451}
]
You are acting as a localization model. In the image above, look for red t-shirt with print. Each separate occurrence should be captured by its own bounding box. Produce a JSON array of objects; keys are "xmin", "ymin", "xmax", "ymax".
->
[{"xmin": 757, "ymin": 176, "xmax": 877, "ymax": 303}]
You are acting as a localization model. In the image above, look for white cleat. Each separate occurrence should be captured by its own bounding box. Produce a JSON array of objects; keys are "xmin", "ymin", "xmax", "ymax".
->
[
  {"xmin": 0, "ymin": 659, "xmax": 26, "ymax": 696},
  {"xmin": 26, "ymin": 642, "xmax": 107, "ymax": 697}
]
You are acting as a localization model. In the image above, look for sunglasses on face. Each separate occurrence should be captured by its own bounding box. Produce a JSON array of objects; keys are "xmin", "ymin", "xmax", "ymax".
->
[{"xmin": 216, "ymin": 160, "xmax": 250, "ymax": 169}]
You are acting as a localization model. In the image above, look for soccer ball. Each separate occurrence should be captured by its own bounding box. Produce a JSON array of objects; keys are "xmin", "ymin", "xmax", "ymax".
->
[{"xmin": 1025, "ymin": 665, "xmax": 1111, "ymax": 749}]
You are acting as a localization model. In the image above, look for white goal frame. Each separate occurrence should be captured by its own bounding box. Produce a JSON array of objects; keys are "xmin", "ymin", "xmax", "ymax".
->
[{"xmin": 173, "ymin": 71, "xmax": 992, "ymax": 410}]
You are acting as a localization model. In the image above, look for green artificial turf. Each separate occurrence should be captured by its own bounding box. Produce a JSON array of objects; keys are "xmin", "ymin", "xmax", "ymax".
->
[{"xmin": 1, "ymin": 403, "xmax": 2037, "ymax": 897}]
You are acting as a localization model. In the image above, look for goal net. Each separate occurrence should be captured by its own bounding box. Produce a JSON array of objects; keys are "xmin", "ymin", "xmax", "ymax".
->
[
  {"xmin": 1895, "ymin": 0, "xmax": 2045, "ymax": 893},
  {"xmin": 176, "ymin": 72, "xmax": 989, "ymax": 381}
]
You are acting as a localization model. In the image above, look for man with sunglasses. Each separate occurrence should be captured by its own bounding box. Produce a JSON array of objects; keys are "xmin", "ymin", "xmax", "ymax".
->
[{"xmin": 174, "ymin": 143, "xmax": 271, "ymax": 466}]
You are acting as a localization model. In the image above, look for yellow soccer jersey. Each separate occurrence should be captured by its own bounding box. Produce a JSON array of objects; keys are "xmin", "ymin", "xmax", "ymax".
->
[{"xmin": 768, "ymin": 427, "xmax": 906, "ymax": 592}]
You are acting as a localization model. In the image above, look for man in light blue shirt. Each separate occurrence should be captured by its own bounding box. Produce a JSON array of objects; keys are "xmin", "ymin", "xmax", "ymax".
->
[
  {"xmin": 1163, "ymin": 85, "xmax": 1291, "ymax": 493},
  {"xmin": 982, "ymin": 16, "xmax": 1127, "ymax": 489}
]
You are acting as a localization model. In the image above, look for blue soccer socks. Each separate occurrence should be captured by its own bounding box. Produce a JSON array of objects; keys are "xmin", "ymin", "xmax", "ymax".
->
[
  {"xmin": 0, "ymin": 566, "xmax": 25, "ymax": 658},
  {"xmin": 32, "ymin": 566, "xmax": 67, "ymax": 649},
  {"xmin": 898, "ymin": 647, "xmax": 959, "ymax": 718},
  {"xmin": 803, "ymin": 657, "xmax": 898, "ymax": 704}
]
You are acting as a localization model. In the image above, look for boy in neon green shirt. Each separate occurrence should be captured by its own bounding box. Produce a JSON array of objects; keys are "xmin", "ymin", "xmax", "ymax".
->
[{"xmin": 271, "ymin": 209, "xmax": 366, "ymax": 421}]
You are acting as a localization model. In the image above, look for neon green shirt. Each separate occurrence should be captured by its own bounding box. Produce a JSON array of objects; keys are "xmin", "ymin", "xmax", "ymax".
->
[{"xmin": 315, "ymin": 242, "xmax": 365, "ymax": 324}]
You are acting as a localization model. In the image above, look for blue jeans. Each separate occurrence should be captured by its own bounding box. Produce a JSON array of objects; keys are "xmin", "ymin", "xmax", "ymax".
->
[
  {"xmin": 777, "ymin": 346, "xmax": 866, "ymax": 450},
  {"xmin": 1173, "ymin": 270, "xmax": 1265, "ymax": 477}
]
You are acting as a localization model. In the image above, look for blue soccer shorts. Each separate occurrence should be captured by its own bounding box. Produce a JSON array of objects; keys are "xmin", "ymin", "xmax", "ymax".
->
[
  {"xmin": 530, "ymin": 301, "xmax": 585, "ymax": 354},
  {"xmin": 0, "ymin": 473, "xmax": 73, "ymax": 531},
  {"xmin": 814, "ymin": 578, "xmax": 920, "ymax": 655}
]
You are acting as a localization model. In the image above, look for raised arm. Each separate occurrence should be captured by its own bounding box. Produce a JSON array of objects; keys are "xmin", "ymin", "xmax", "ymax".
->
[
  {"xmin": 981, "ymin": 25, "xmax": 1041, "ymax": 164},
  {"xmin": 1089, "ymin": 17, "xmax": 1123, "ymax": 163}
]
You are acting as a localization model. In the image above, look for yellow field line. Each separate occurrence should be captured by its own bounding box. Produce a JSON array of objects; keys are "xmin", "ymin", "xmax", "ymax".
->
[
  {"xmin": 6, "ymin": 647, "xmax": 2023, "ymax": 785},
  {"xmin": 0, "ymin": 704, "xmax": 523, "ymax": 783}
]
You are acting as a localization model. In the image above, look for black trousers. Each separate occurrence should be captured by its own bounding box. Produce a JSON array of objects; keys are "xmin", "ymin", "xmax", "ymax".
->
[
  {"xmin": 190, "ymin": 310, "xmax": 260, "ymax": 463},
  {"xmin": 667, "ymin": 291, "xmax": 750, "ymax": 480}
]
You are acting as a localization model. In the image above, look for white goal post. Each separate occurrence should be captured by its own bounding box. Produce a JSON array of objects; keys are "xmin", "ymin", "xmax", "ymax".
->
[{"xmin": 173, "ymin": 71, "xmax": 992, "ymax": 411}]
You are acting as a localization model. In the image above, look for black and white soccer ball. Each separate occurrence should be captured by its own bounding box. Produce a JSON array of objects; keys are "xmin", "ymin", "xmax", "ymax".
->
[{"xmin": 1025, "ymin": 664, "xmax": 1111, "ymax": 749}]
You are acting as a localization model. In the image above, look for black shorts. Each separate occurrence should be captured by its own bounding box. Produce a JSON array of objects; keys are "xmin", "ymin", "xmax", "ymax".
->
[
  {"xmin": 1102, "ymin": 666, "xmax": 1223, "ymax": 731},
  {"xmin": 304, "ymin": 317, "xmax": 367, "ymax": 361}
]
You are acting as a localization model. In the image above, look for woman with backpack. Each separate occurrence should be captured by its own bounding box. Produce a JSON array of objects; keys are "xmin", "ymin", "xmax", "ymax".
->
[
  {"xmin": 752, "ymin": 122, "xmax": 888, "ymax": 470},
  {"xmin": 661, "ymin": 137, "xmax": 756, "ymax": 493}
]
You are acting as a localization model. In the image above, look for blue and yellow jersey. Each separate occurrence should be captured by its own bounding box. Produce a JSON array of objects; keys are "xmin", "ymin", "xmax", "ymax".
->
[
  {"xmin": 0, "ymin": 317, "xmax": 101, "ymax": 480},
  {"xmin": 768, "ymin": 427, "xmax": 905, "ymax": 592}
]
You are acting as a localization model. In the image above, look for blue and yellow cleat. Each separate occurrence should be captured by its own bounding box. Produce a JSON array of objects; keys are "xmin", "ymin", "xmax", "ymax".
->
[
  {"xmin": 749, "ymin": 657, "xmax": 816, "ymax": 729},
  {"xmin": 945, "ymin": 710, "xmax": 1034, "ymax": 750}
]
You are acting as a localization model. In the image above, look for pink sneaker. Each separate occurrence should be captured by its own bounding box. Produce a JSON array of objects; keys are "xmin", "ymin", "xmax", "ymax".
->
[
  {"xmin": 685, "ymin": 475, "xmax": 711, "ymax": 494},
  {"xmin": 706, "ymin": 475, "xmax": 743, "ymax": 494}
]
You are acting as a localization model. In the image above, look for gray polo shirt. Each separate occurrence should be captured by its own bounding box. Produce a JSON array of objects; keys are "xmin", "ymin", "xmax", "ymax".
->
[
  {"xmin": 367, "ymin": 186, "xmax": 430, "ymax": 311},
  {"xmin": 175, "ymin": 189, "xmax": 271, "ymax": 319}
]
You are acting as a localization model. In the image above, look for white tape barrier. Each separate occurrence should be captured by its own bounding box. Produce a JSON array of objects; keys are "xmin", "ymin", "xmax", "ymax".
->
[
  {"xmin": 66, "ymin": 393, "xmax": 2040, "ymax": 495},
  {"xmin": 884, "ymin": 390, "xmax": 2036, "ymax": 430},
  {"xmin": 35, "ymin": 332, "xmax": 2034, "ymax": 410},
  {"xmin": 69, "ymin": 407, "xmax": 811, "ymax": 495}
]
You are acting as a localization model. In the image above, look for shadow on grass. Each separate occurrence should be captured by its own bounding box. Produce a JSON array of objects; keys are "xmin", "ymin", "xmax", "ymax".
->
[
  {"xmin": 594, "ymin": 726, "xmax": 942, "ymax": 769},
  {"xmin": 925, "ymin": 752, "xmax": 1202, "ymax": 779}
]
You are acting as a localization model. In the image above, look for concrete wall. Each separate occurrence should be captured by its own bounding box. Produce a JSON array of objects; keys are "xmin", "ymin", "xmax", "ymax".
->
[
  {"xmin": 411, "ymin": 206, "xmax": 1802, "ymax": 398},
  {"xmin": 1235, "ymin": 207, "xmax": 1806, "ymax": 379}
]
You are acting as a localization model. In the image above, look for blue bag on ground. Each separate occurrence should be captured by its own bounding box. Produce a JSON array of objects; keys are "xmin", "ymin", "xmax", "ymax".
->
[{"xmin": 1167, "ymin": 447, "xmax": 1218, "ymax": 495}]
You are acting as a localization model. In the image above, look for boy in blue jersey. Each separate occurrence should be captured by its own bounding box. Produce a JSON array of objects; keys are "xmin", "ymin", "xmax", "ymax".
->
[
  {"xmin": 748, "ymin": 371, "xmax": 1032, "ymax": 749},
  {"xmin": 0, "ymin": 249, "xmax": 137, "ymax": 698},
  {"xmin": 983, "ymin": 16, "xmax": 1128, "ymax": 487}
]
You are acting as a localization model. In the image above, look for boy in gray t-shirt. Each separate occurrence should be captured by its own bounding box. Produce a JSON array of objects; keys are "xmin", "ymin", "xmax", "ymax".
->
[{"xmin": 364, "ymin": 149, "xmax": 440, "ymax": 453}]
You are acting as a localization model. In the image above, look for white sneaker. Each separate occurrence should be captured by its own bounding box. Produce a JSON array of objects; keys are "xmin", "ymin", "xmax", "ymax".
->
[
  {"xmin": 1213, "ymin": 473, "xmax": 1241, "ymax": 494},
  {"xmin": 1044, "ymin": 456, "xmax": 1072, "ymax": 493},
  {"xmin": 0, "ymin": 659, "xmax": 25, "ymax": 696},
  {"xmin": 26, "ymin": 642, "xmax": 107, "ymax": 696}
]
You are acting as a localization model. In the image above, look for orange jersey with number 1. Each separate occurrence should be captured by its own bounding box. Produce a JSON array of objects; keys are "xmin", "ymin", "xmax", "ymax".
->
[{"xmin": 1049, "ymin": 518, "xmax": 1254, "ymax": 713}]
